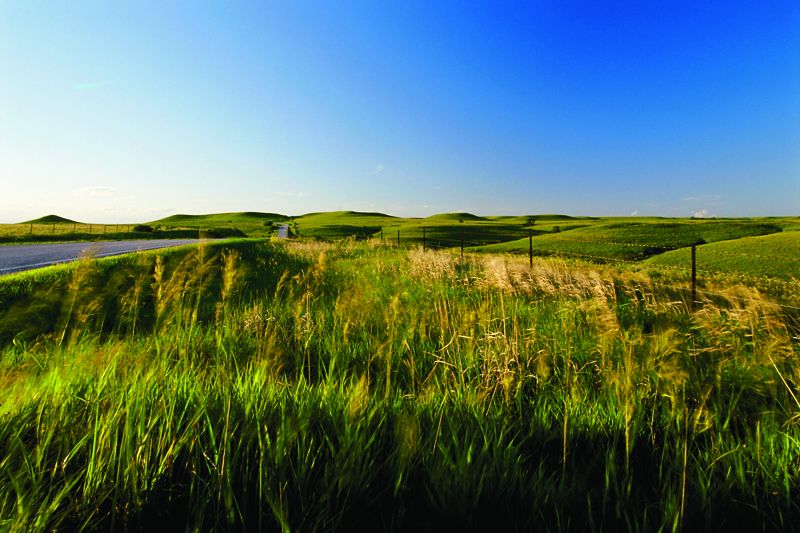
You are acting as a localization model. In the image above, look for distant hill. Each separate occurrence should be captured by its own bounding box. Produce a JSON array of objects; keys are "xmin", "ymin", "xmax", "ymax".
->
[
  {"xmin": 297, "ymin": 210, "xmax": 397, "ymax": 220},
  {"xmin": 150, "ymin": 212, "xmax": 288, "ymax": 226},
  {"xmin": 530, "ymin": 214, "xmax": 579, "ymax": 221},
  {"xmin": 22, "ymin": 214, "xmax": 81, "ymax": 224},
  {"xmin": 426, "ymin": 212, "xmax": 488, "ymax": 221},
  {"xmin": 646, "ymin": 231, "xmax": 800, "ymax": 280},
  {"xmin": 292, "ymin": 211, "xmax": 400, "ymax": 239}
]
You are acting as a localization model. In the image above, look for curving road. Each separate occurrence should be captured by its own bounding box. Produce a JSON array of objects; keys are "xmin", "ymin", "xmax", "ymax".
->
[{"xmin": 0, "ymin": 239, "xmax": 204, "ymax": 275}]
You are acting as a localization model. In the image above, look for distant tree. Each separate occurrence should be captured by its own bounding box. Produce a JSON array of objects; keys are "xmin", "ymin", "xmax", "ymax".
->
[
  {"xmin": 552, "ymin": 226, "xmax": 561, "ymax": 233},
  {"xmin": 133, "ymin": 224, "xmax": 154, "ymax": 232}
]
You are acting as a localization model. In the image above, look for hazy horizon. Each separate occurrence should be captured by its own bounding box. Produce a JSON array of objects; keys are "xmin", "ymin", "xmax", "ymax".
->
[{"xmin": 2, "ymin": 1, "xmax": 798, "ymax": 223}]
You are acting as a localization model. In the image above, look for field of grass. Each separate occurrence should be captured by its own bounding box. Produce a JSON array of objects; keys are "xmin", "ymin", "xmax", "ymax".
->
[
  {"xmin": 291, "ymin": 211, "xmax": 593, "ymax": 245},
  {"xmin": 0, "ymin": 216, "xmax": 139, "ymax": 243},
  {"xmin": 1, "ymin": 239, "xmax": 798, "ymax": 530},
  {"xmin": 473, "ymin": 220, "xmax": 786, "ymax": 261},
  {"xmin": 149, "ymin": 212, "xmax": 288, "ymax": 238},
  {"xmin": 291, "ymin": 210, "xmax": 400, "ymax": 239},
  {"xmin": 7, "ymin": 211, "xmax": 797, "ymax": 261},
  {"xmin": 646, "ymin": 231, "xmax": 800, "ymax": 281},
  {"xmin": 0, "ymin": 215, "xmax": 244, "ymax": 244}
]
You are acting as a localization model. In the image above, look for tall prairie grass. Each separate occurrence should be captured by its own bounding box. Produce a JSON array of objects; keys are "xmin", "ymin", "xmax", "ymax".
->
[{"xmin": 0, "ymin": 240, "xmax": 798, "ymax": 531}]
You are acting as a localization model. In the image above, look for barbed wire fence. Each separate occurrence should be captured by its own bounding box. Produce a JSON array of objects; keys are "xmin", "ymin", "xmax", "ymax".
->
[{"xmin": 373, "ymin": 226, "xmax": 799, "ymax": 316}]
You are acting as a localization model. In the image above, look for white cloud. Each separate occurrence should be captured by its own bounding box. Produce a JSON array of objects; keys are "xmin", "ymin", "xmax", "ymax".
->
[
  {"xmin": 630, "ymin": 210, "xmax": 639, "ymax": 216},
  {"xmin": 683, "ymin": 195, "xmax": 722, "ymax": 206},
  {"xmin": 692, "ymin": 209, "xmax": 709, "ymax": 218},
  {"xmin": 373, "ymin": 164, "xmax": 384, "ymax": 174},
  {"xmin": 74, "ymin": 186, "xmax": 116, "ymax": 197}
]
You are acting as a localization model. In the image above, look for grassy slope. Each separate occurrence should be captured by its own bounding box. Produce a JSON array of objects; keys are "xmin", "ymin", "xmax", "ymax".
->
[
  {"xmin": 646, "ymin": 231, "xmax": 800, "ymax": 280},
  {"xmin": 0, "ymin": 213, "xmax": 263, "ymax": 243},
  {"xmin": 0, "ymin": 242, "xmax": 798, "ymax": 530},
  {"xmin": 0, "ymin": 238, "xmax": 279, "ymax": 343},
  {"xmin": 21, "ymin": 214, "xmax": 82, "ymax": 224},
  {"xmin": 151, "ymin": 212, "xmax": 287, "ymax": 226},
  {"xmin": 424, "ymin": 212, "xmax": 489, "ymax": 221},
  {"xmin": 473, "ymin": 220, "xmax": 784, "ymax": 261},
  {"xmin": 292, "ymin": 211, "xmax": 404, "ymax": 239},
  {"xmin": 291, "ymin": 211, "xmax": 595, "ymax": 244},
  {"xmin": 7, "ymin": 212, "xmax": 797, "ymax": 262},
  {"xmin": 294, "ymin": 210, "xmax": 399, "ymax": 224},
  {"xmin": 381, "ymin": 221, "xmax": 531, "ymax": 246},
  {"xmin": 149, "ymin": 212, "xmax": 288, "ymax": 238}
]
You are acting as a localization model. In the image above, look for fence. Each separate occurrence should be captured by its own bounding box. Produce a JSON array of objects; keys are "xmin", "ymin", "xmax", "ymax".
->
[
  {"xmin": 0, "ymin": 224, "xmax": 228, "ymax": 243},
  {"xmin": 370, "ymin": 227, "xmax": 799, "ymax": 315},
  {"xmin": 0, "ymin": 224, "xmax": 136, "ymax": 237}
]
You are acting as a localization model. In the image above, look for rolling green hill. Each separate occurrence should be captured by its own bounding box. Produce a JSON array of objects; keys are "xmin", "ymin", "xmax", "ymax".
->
[
  {"xmin": 21, "ymin": 214, "xmax": 81, "ymax": 225},
  {"xmin": 646, "ymin": 231, "xmax": 800, "ymax": 280},
  {"xmin": 9, "ymin": 213, "xmax": 797, "ymax": 262},
  {"xmin": 148, "ymin": 211, "xmax": 288, "ymax": 237},
  {"xmin": 150, "ymin": 212, "xmax": 287, "ymax": 226},
  {"xmin": 472, "ymin": 221, "xmax": 784, "ymax": 261},
  {"xmin": 380, "ymin": 222, "xmax": 530, "ymax": 246},
  {"xmin": 293, "ymin": 211, "xmax": 402, "ymax": 239},
  {"xmin": 424, "ymin": 212, "xmax": 488, "ymax": 222}
]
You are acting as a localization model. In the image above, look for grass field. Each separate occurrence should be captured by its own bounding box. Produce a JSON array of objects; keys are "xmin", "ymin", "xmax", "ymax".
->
[
  {"xmin": 472, "ymin": 220, "xmax": 786, "ymax": 261},
  {"xmin": 646, "ymin": 231, "xmax": 800, "ymax": 280},
  {"xmin": 6, "ymin": 211, "xmax": 798, "ymax": 260},
  {"xmin": 149, "ymin": 212, "xmax": 288, "ymax": 238},
  {"xmin": 0, "ymin": 215, "xmax": 139, "ymax": 243},
  {"xmin": 0, "ymin": 215, "xmax": 245, "ymax": 244},
  {"xmin": 0, "ymin": 239, "xmax": 798, "ymax": 531}
]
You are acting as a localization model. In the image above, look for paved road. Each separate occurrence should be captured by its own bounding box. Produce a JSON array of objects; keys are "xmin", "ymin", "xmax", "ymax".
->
[{"xmin": 0, "ymin": 239, "xmax": 203, "ymax": 275}]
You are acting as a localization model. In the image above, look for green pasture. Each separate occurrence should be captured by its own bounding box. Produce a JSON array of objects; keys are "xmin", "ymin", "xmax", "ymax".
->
[
  {"xmin": 473, "ymin": 220, "xmax": 786, "ymax": 261},
  {"xmin": 0, "ymin": 214, "xmax": 245, "ymax": 244},
  {"xmin": 646, "ymin": 231, "xmax": 800, "ymax": 280},
  {"xmin": 0, "ymin": 240, "xmax": 798, "ymax": 530},
  {"xmin": 4, "ymin": 211, "xmax": 798, "ymax": 279},
  {"xmin": 149, "ymin": 211, "xmax": 287, "ymax": 238},
  {"xmin": 1, "ymin": 214, "xmax": 139, "ymax": 243}
]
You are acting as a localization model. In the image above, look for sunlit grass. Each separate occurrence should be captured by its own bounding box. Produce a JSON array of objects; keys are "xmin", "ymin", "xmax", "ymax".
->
[{"xmin": 0, "ymin": 240, "xmax": 798, "ymax": 531}]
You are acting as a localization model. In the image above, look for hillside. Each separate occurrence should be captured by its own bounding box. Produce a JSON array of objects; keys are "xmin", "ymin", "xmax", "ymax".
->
[
  {"xmin": 293, "ymin": 211, "xmax": 402, "ymax": 239},
  {"xmin": 21, "ymin": 214, "xmax": 81, "ymax": 225},
  {"xmin": 150, "ymin": 212, "xmax": 287, "ymax": 226},
  {"xmin": 472, "ymin": 220, "xmax": 783, "ymax": 261},
  {"xmin": 645, "ymin": 231, "xmax": 800, "ymax": 280},
  {"xmin": 425, "ymin": 212, "xmax": 488, "ymax": 222}
]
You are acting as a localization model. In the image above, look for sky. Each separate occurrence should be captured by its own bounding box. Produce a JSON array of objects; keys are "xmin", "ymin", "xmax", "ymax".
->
[{"xmin": 1, "ymin": 1, "xmax": 798, "ymax": 223}]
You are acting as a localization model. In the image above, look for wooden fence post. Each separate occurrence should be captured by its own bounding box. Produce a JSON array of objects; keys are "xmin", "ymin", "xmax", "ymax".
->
[{"xmin": 529, "ymin": 230, "xmax": 533, "ymax": 268}]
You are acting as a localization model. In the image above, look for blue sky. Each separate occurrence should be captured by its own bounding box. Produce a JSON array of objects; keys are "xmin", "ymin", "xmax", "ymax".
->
[{"xmin": 1, "ymin": 1, "xmax": 798, "ymax": 222}]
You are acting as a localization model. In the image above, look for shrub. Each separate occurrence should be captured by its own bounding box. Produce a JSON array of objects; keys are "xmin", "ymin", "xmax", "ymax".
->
[{"xmin": 133, "ymin": 224, "xmax": 154, "ymax": 232}]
